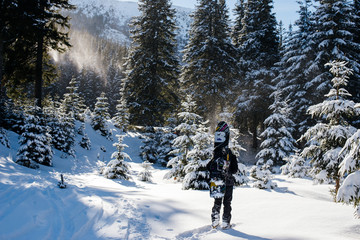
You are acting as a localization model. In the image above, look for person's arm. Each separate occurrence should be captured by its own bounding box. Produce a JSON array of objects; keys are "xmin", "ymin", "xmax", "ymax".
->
[{"xmin": 228, "ymin": 152, "xmax": 238, "ymax": 174}]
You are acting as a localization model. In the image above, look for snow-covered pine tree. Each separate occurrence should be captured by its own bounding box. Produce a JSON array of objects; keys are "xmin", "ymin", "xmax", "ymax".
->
[
  {"xmin": 16, "ymin": 107, "xmax": 53, "ymax": 168},
  {"xmin": 231, "ymin": 0, "xmax": 245, "ymax": 48},
  {"xmin": 91, "ymin": 92, "xmax": 111, "ymax": 138},
  {"xmin": 157, "ymin": 125, "xmax": 177, "ymax": 167},
  {"xmin": 78, "ymin": 123, "xmax": 91, "ymax": 150},
  {"xmin": 256, "ymin": 91, "xmax": 298, "ymax": 166},
  {"xmin": 337, "ymin": 124, "xmax": 360, "ymax": 217},
  {"xmin": 165, "ymin": 95, "xmax": 202, "ymax": 181},
  {"xmin": 351, "ymin": 0, "xmax": 360, "ymax": 104},
  {"xmin": 182, "ymin": 122, "xmax": 213, "ymax": 190},
  {"xmin": 274, "ymin": 0, "xmax": 315, "ymax": 139},
  {"xmin": 281, "ymin": 152, "xmax": 309, "ymax": 178},
  {"xmin": 100, "ymin": 134, "xmax": 131, "ymax": 180},
  {"xmin": 306, "ymin": 0, "xmax": 360, "ymax": 106},
  {"xmin": 250, "ymin": 159, "xmax": 277, "ymax": 189},
  {"xmin": 105, "ymin": 63, "xmax": 124, "ymax": 117},
  {"xmin": 124, "ymin": 0, "xmax": 180, "ymax": 126},
  {"xmin": 140, "ymin": 126, "xmax": 158, "ymax": 163},
  {"xmin": 234, "ymin": 0, "xmax": 280, "ymax": 149},
  {"xmin": 113, "ymin": 85, "xmax": 129, "ymax": 131},
  {"xmin": 77, "ymin": 67, "xmax": 105, "ymax": 110},
  {"xmin": 138, "ymin": 160, "xmax": 153, "ymax": 182},
  {"xmin": 300, "ymin": 61, "xmax": 358, "ymax": 195},
  {"xmin": 181, "ymin": 0, "xmax": 239, "ymax": 123},
  {"xmin": 46, "ymin": 100, "xmax": 75, "ymax": 157},
  {"xmin": 62, "ymin": 76, "xmax": 86, "ymax": 122},
  {"xmin": 0, "ymin": 127, "xmax": 9, "ymax": 148}
]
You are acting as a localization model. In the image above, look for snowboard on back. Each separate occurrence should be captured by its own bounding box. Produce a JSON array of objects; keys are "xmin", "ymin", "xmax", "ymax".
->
[{"xmin": 209, "ymin": 157, "xmax": 226, "ymax": 198}]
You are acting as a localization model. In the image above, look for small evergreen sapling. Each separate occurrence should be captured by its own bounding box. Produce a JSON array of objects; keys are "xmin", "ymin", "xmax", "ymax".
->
[
  {"xmin": 250, "ymin": 160, "xmax": 277, "ymax": 189},
  {"xmin": 281, "ymin": 152, "xmax": 309, "ymax": 178},
  {"xmin": 138, "ymin": 161, "xmax": 153, "ymax": 182},
  {"xmin": 100, "ymin": 135, "xmax": 131, "ymax": 180},
  {"xmin": 78, "ymin": 123, "xmax": 91, "ymax": 150},
  {"xmin": 165, "ymin": 95, "xmax": 201, "ymax": 181},
  {"xmin": 91, "ymin": 92, "xmax": 111, "ymax": 138},
  {"xmin": 140, "ymin": 126, "xmax": 158, "ymax": 163},
  {"xmin": 157, "ymin": 126, "xmax": 177, "ymax": 167},
  {"xmin": 16, "ymin": 107, "xmax": 53, "ymax": 168},
  {"xmin": 182, "ymin": 123, "xmax": 212, "ymax": 190},
  {"xmin": 256, "ymin": 92, "xmax": 297, "ymax": 166}
]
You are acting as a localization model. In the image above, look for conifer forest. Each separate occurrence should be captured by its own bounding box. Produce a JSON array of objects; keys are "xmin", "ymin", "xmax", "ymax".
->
[{"xmin": 1, "ymin": 0, "xmax": 360, "ymax": 223}]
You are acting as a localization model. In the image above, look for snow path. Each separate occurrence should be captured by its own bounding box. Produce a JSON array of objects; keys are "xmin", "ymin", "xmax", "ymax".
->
[{"xmin": 0, "ymin": 130, "xmax": 360, "ymax": 240}]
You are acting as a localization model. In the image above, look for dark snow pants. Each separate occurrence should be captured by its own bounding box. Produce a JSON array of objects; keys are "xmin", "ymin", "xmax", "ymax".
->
[{"xmin": 211, "ymin": 185, "xmax": 233, "ymax": 223}]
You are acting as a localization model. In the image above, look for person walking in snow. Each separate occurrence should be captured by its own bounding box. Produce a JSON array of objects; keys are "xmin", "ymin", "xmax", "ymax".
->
[{"xmin": 207, "ymin": 121, "xmax": 238, "ymax": 229}]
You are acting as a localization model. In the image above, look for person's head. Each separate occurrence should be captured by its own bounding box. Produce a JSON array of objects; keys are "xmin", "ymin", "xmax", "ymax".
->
[{"xmin": 214, "ymin": 121, "xmax": 230, "ymax": 149}]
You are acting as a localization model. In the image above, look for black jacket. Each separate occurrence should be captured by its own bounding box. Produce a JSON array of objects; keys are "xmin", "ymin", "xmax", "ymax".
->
[{"xmin": 207, "ymin": 148, "xmax": 238, "ymax": 186}]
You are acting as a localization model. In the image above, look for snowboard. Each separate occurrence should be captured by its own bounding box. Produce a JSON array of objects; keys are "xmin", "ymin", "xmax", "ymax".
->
[
  {"xmin": 209, "ymin": 173, "xmax": 225, "ymax": 198},
  {"xmin": 209, "ymin": 157, "xmax": 228, "ymax": 198}
]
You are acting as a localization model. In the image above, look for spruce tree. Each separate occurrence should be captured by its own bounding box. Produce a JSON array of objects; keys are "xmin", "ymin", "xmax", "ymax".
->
[
  {"xmin": 306, "ymin": 0, "xmax": 360, "ymax": 106},
  {"xmin": 91, "ymin": 92, "xmax": 111, "ymax": 137},
  {"xmin": 231, "ymin": 0, "xmax": 245, "ymax": 48},
  {"xmin": 78, "ymin": 123, "xmax": 91, "ymax": 150},
  {"xmin": 2, "ymin": 0, "xmax": 74, "ymax": 105},
  {"xmin": 124, "ymin": 0, "xmax": 180, "ymax": 126},
  {"xmin": 165, "ymin": 95, "xmax": 202, "ymax": 181},
  {"xmin": 140, "ymin": 126, "xmax": 159, "ymax": 163},
  {"xmin": 138, "ymin": 160, "xmax": 153, "ymax": 182},
  {"xmin": 183, "ymin": 123, "xmax": 213, "ymax": 190},
  {"xmin": 281, "ymin": 152, "xmax": 309, "ymax": 178},
  {"xmin": 256, "ymin": 92, "xmax": 297, "ymax": 166},
  {"xmin": 100, "ymin": 135, "xmax": 131, "ymax": 180},
  {"xmin": 249, "ymin": 160, "xmax": 277, "ymax": 189},
  {"xmin": 181, "ymin": 0, "xmax": 239, "ymax": 123},
  {"xmin": 274, "ymin": 0, "xmax": 315, "ymax": 139},
  {"xmin": 300, "ymin": 61, "xmax": 358, "ymax": 195},
  {"xmin": 45, "ymin": 101, "xmax": 75, "ymax": 156},
  {"xmin": 62, "ymin": 77, "xmax": 86, "ymax": 122},
  {"xmin": 16, "ymin": 106, "xmax": 53, "ymax": 168},
  {"xmin": 349, "ymin": 0, "xmax": 360, "ymax": 103},
  {"xmin": 113, "ymin": 86, "xmax": 129, "ymax": 131},
  {"xmin": 234, "ymin": 0, "xmax": 280, "ymax": 149}
]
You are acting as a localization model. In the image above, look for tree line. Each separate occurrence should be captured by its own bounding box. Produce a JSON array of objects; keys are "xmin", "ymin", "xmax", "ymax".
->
[{"xmin": 0, "ymin": 0, "xmax": 360, "ymax": 218}]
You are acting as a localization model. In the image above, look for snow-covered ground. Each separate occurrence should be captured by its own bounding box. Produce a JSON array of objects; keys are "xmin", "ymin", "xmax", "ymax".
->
[{"xmin": 0, "ymin": 124, "xmax": 359, "ymax": 240}]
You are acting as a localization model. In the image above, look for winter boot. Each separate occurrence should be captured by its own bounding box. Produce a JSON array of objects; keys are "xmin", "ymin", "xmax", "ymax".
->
[
  {"xmin": 211, "ymin": 214, "xmax": 220, "ymax": 228},
  {"xmin": 221, "ymin": 221, "xmax": 231, "ymax": 229}
]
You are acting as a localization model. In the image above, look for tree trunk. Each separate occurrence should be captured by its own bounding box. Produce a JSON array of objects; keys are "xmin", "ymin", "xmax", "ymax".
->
[
  {"xmin": 35, "ymin": 32, "xmax": 43, "ymax": 108},
  {"xmin": 251, "ymin": 121, "xmax": 258, "ymax": 149},
  {"xmin": 35, "ymin": 0, "xmax": 45, "ymax": 109}
]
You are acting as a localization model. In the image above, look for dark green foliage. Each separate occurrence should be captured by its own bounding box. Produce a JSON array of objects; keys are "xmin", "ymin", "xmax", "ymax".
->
[
  {"xmin": 16, "ymin": 107, "xmax": 53, "ymax": 168},
  {"xmin": 124, "ymin": 0, "xmax": 180, "ymax": 126},
  {"xmin": 1, "ymin": 0, "xmax": 74, "ymax": 104},
  {"xmin": 234, "ymin": 0, "xmax": 280, "ymax": 149},
  {"xmin": 181, "ymin": 0, "xmax": 239, "ymax": 123}
]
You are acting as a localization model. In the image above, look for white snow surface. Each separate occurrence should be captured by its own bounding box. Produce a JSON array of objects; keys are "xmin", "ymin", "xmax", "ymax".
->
[{"xmin": 1, "ymin": 123, "xmax": 360, "ymax": 240}]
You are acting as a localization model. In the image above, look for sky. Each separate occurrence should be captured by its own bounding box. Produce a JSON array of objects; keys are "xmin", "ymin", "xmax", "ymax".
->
[{"xmin": 116, "ymin": 0, "xmax": 300, "ymax": 28}]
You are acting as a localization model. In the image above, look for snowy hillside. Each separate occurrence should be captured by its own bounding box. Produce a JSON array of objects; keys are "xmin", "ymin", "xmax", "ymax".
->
[
  {"xmin": 0, "ymin": 120, "xmax": 359, "ymax": 240},
  {"xmin": 69, "ymin": 0, "xmax": 192, "ymax": 46}
]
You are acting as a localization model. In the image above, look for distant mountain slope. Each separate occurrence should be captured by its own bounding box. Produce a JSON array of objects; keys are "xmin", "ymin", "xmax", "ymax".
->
[{"xmin": 68, "ymin": 0, "xmax": 193, "ymax": 48}]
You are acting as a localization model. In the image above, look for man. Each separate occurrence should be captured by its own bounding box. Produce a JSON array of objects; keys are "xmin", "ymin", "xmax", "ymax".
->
[{"xmin": 207, "ymin": 121, "xmax": 238, "ymax": 229}]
